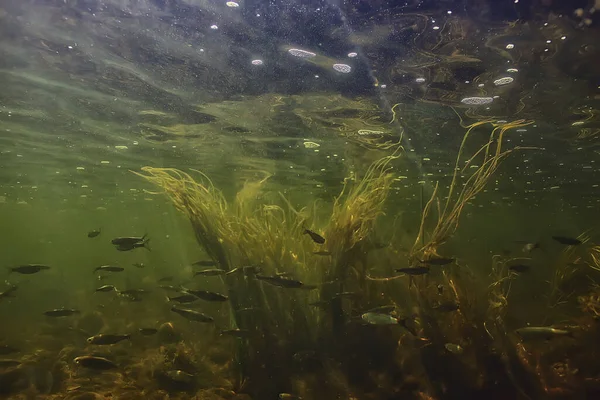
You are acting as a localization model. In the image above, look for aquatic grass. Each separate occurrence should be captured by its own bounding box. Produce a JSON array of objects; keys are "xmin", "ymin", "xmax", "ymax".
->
[{"xmin": 411, "ymin": 119, "xmax": 536, "ymax": 260}]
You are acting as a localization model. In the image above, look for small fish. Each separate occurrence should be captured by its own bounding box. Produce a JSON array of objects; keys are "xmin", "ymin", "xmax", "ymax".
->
[
  {"xmin": 93, "ymin": 265, "xmax": 124, "ymax": 274},
  {"xmin": 165, "ymin": 369, "xmax": 194, "ymax": 384},
  {"xmin": 508, "ymin": 264, "xmax": 531, "ymax": 273},
  {"xmin": 0, "ymin": 345, "xmax": 19, "ymax": 355},
  {"xmin": 159, "ymin": 284, "xmax": 182, "ymax": 292},
  {"xmin": 279, "ymin": 393, "xmax": 302, "ymax": 399},
  {"xmin": 87, "ymin": 334, "xmax": 131, "ymax": 345},
  {"xmin": 119, "ymin": 293, "xmax": 142, "ymax": 302},
  {"xmin": 44, "ymin": 308, "xmax": 80, "ymax": 317},
  {"xmin": 365, "ymin": 305, "xmax": 396, "ymax": 314},
  {"xmin": 168, "ymin": 294, "xmax": 198, "ymax": 304},
  {"xmin": 119, "ymin": 288, "xmax": 150, "ymax": 296},
  {"xmin": 74, "ymin": 355, "xmax": 118, "ymax": 370},
  {"xmin": 0, "ymin": 359, "xmax": 21, "ymax": 368},
  {"xmin": 420, "ymin": 257, "xmax": 455, "ymax": 266},
  {"xmin": 515, "ymin": 326, "xmax": 573, "ymax": 341},
  {"xmin": 444, "ymin": 343, "xmax": 464, "ymax": 355},
  {"xmin": 133, "ymin": 262, "xmax": 145, "ymax": 268},
  {"xmin": 309, "ymin": 300, "xmax": 331, "ymax": 309},
  {"xmin": 226, "ymin": 265, "xmax": 261, "ymax": 275},
  {"xmin": 170, "ymin": 306, "xmax": 214, "ymax": 322},
  {"xmin": 333, "ymin": 291, "xmax": 360, "ymax": 299},
  {"xmin": 116, "ymin": 239, "xmax": 150, "ymax": 252},
  {"xmin": 395, "ymin": 266, "xmax": 430, "ymax": 275},
  {"xmin": 0, "ymin": 284, "xmax": 17, "ymax": 300},
  {"xmin": 552, "ymin": 236, "xmax": 582, "ymax": 246},
  {"xmin": 183, "ymin": 289, "xmax": 228, "ymax": 302},
  {"xmin": 220, "ymin": 329, "xmax": 250, "ymax": 338},
  {"xmin": 9, "ymin": 264, "xmax": 51, "ymax": 274},
  {"xmin": 139, "ymin": 328, "xmax": 158, "ymax": 336},
  {"xmin": 111, "ymin": 235, "xmax": 146, "ymax": 246},
  {"xmin": 192, "ymin": 260, "xmax": 216, "ymax": 267},
  {"xmin": 361, "ymin": 312, "xmax": 399, "ymax": 325},
  {"xmin": 256, "ymin": 274, "xmax": 306, "ymax": 288},
  {"xmin": 313, "ymin": 251, "xmax": 332, "ymax": 256},
  {"xmin": 87, "ymin": 229, "xmax": 101, "ymax": 238},
  {"xmin": 521, "ymin": 242, "xmax": 541, "ymax": 253},
  {"xmin": 193, "ymin": 269, "xmax": 225, "ymax": 277},
  {"xmin": 433, "ymin": 302, "xmax": 460, "ymax": 312},
  {"xmin": 304, "ymin": 229, "xmax": 325, "ymax": 244},
  {"xmin": 95, "ymin": 285, "xmax": 117, "ymax": 292},
  {"xmin": 158, "ymin": 276, "xmax": 174, "ymax": 283}
]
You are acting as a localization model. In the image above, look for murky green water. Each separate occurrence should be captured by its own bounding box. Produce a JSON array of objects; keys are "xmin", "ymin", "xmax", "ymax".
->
[{"xmin": 1, "ymin": 1, "xmax": 599, "ymax": 399}]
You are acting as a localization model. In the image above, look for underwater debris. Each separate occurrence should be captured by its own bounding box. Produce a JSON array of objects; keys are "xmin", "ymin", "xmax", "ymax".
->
[
  {"xmin": 0, "ymin": 284, "xmax": 17, "ymax": 300},
  {"xmin": 419, "ymin": 257, "xmax": 455, "ymax": 265},
  {"xmin": 444, "ymin": 343, "xmax": 464, "ymax": 355}
]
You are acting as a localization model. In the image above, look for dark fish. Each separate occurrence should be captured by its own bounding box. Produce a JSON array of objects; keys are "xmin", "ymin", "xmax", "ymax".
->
[
  {"xmin": 44, "ymin": 308, "xmax": 80, "ymax": 317},
  {"xmin": 87, "ymin": 334, "xmax": 131, "ymax": 345},
  {"xmin": 93, "ymin": 265, "xmax": 124, "ymax": 273},
  {"xmin": 158, "ymin": 276, "xmax": 174, "ymax": 283},
  {"xmin": 508, "ymin": 264, "xmax": 531, "ymax": 273},
  {"xmin": 139, "ymin": 328, "xmax": 158, "ymax": 336},
  {"xmin": 159, "ymin": 285, "xmax": 182, "ymax": 292},
  {"xmin": 95, "ymin": 285, "xmax": 117, "ymax": 292},
  {"xmin": 395, "ymin": 266, "xmax": 430, "ymax": 275},
  {"xmin": 170, "ymin": 306, "xmax": 214, "ymax": 322},
  {"xmin": 116, "ymin": 240, "xmax": 150, "ymax": 252},
  {"xmin": 192, "ymin": 260, "xmax": 216, "ymax": 267},
  {"xmin": 313, "ymin": 251, "xmax": 332, "ymax": 256},
  {"xmin": 0, "ymin": 359, "xmax": 21, "ymax": 368},
  {"xmin": 183, "ymin": 289, "xmax": 228, "ymax": 302},
  {"xmin": 220, "ymin": 329, "xmax": 250, "ymax": 338},
  {"xmin": 256, "ymin": 274, "xmax": 306, "ymax": 288},
  {"xmin": 133, "ymin": 262, "xmax": 145, "ymax": 268},
  {"xmin": 552, "ymin": 236, "xmax": 582, "ymax": 246},
  {"xmin": 420, "ymin": 257, "xmax": 455, "ymax": 266},
  {"xmin": 193, "ymin": 269, "xmax": 225, "ymax": 277},
  {"xmin": 0, "ymin": 285, "xmax": 17, "ymax": 300},
  {"xmin": 433, "ymin": 302, "xmax": 460, "ymax": 312},
  {"xmin": 168, "ymin": 294, "xmax": 198, "ymax": 304},
  {"xmin": 87, "ymin": 229, "xmax": 101, "ymax": 238},
  {"xmin": 279, "ymin": 394, "xmax": 301, "ymax": 400},
  {"xmin": 74, "ymin": 355, "xmax": 118, "ymax": 370},
  {"xmin": 0, "ymin": 345, "xmax": 19, "ymax": 355},
  {"xmin": 304, "ymin": 229, "xmax": 325, "ymax": 244},
  {"xmin": 333, "ymin": 292, "xmax": 360, "ymax": 299},
  {"xmin": 9, "ymin": 264, "xmax": 50, "ymax": 274},
  {"xmin": 111, "ymin": 235, "xmax": 146, "ymax": 246}
]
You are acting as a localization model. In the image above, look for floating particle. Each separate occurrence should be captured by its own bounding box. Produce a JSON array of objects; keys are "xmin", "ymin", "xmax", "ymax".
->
[
  {"xmin": 494, "ymin": 76, "xmax": 514, "ymax": 86},
  {"xmin": 115, "ymin": 145, "xmax": 128, "ymax": 150},
  {"xmin": 423, "ymin": 157, "xmax": 431, "ymax": 161},
  {"xmin": 415, "ymin": 77, "xmax": 426, "ymax": 83},
  {"xmin": 460, "ymin": 97, "xmax": 494, "ymax": 105},
  {"xmin": 433, "ymin": 26, "xmax": 440, "ymax": 30},
  {"xmin": 506, "ymin": 43, "xmax": 515, "ymax": 49},
  {"xmin": 226, "ymin": 1, "xmax": 239, "ymax": 7},
  {"xmin": 288, "ymin": 48, "xmax": 316, "ymax": 58},
  {"xmin": 507, "ymin": 68, "xmax": 518, "ymax": 73},
  {"xmin": 210, "ymin": 24, "xmax": 218, "ymax": 30},
  {"xmin": 347, "ymin": 52, "xmax": 357, "ymax": 58},
  {"xmin": 76, "ymin": 166, "xmax": 85, "ymax": 170},
  {"xmin": 332, "ymin": 63, "xmax": 352, "ymax": 73},
  {"xmin": 303, "ymin": 141, "xmax": 320, "ymax": 149},
  {"xmin": 251, "ymin": 59, "xmax": 263, "ymax": 65},
  {"xmin": 100, "ymin": 160, "xmax": 110, "ymax": 164},
  {"xmin": 357, "ymin": 129, "xmax": 383, "ymax": 136}
]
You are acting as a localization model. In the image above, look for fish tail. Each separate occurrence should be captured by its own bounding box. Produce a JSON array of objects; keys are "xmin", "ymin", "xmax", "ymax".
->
[{"xmin": 143, "ymin": 239, "xmax": 151, "ymax": 252}]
